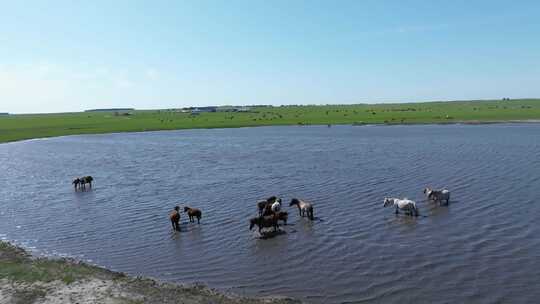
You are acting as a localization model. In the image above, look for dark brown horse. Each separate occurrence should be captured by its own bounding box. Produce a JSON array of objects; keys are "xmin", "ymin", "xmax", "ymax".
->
[
  {"xmin": 184, "ymin": 207, "xmax": 202, "ymax": 224},
  {"xmin": 249, "ymin": 214, "xmax": 279, "ymax": 233},
  {"xmin": 74, "ymin": 176, "xmax": 93, "ymax": 191},
  {"xmin": 169, "ymin": 206, "xmax": 181, "ymax": 231},
  {"xmin": 276, "ymin": 211, "xmax": 288, "ymax": 225},
  {"xmin": 72, "ymin": 178, "xmax": 81, "ymax": 190}
]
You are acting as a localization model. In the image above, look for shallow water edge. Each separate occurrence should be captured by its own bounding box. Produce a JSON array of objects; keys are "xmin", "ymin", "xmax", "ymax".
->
[{"xmin": 0, "ymin": 240, "xmax": 300, "ymax": 304}]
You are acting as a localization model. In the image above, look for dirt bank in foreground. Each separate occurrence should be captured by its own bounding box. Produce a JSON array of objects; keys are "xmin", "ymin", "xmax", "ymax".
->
[{"xmin": 0, "ymin": 241, "xmax": 299, "ymax": 304}]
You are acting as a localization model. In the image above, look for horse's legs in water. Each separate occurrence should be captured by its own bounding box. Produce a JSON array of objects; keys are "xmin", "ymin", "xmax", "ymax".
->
[
  {"xmin": 197, "ymin": 216, "xmax": 200, "ymax": 224},
  {"xmin": 395, "ymin": 206, "xmax": 399, "ymax": 215}
]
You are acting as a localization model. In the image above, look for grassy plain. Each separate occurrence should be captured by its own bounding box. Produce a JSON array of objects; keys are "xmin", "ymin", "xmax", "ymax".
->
[{"xmin": 1, "ymin": 99, "xmax": 540, "ymax": 143}]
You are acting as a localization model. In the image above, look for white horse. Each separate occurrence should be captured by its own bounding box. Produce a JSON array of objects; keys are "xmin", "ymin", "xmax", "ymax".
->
[
  {"xmin": 289, "ymin": 198, "xmax": 314, "ymax": 220},
  {"xmin": 424, "ymin": 188, "xmax": 450, "ymax": 205},
  {"xmin": 271, "ymin": 201, "xmax": 282, "ymax": 213},
  {"xmin": 383, "ymin": 198, "xmax": 418, "ymax": 216}
]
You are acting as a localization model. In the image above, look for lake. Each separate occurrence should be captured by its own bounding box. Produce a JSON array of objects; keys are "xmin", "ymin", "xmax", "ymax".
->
[{"xmin": 1, "ymin": 124, "xmax": 539, "ymax": 303}]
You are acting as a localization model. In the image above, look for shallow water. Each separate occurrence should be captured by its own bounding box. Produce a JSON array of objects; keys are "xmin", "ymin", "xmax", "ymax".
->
[{"xmin": 1, "ymin": 124, "xmax": 539, "ymax": 303}]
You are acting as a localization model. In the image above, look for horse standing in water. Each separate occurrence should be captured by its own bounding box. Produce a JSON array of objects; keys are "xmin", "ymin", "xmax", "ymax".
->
[
  {"xmin": 72, "ymin": 176, "xmax": 93, "ymax": 191},
  {"xmin": 184, "ymin": 207, "xmax": 202, "ymax": 224},
  {"xmin": 249, "ymin": 214, "xmax": 279, "ymax": 233},
  {"xmin": 289, "ymin": 198, "xmax": 314, "ymax": 220},
  {"xmin": 383, "ymin": 198, "xmax": 419, "ymax": 216},
  {"xmin": 72, "ymin": 178, "xmax": 81, "ymax": 190},
  {"xmin": 257, "ymin": 196, "xmax": 282, "ymax": 216},
  {"xmin": 424, "ymin": 187, "xmax": 451, "ymax": 205},
  {"xmin": 169, "ymin": 206, "xmax": 181, "ymax": 231}
]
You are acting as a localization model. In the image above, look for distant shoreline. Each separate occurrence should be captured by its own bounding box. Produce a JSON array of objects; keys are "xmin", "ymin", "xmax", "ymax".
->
[
  {"xmin": 1, "ymin": 99, "xmax": 540, "ymax": 144},
  {"xmin": 1, "ymin": 119, "xmax": 540, "ymax": 145},
  {"xmin": 0, "ymin": 240, "xmax": 299, "ymax": 304}
]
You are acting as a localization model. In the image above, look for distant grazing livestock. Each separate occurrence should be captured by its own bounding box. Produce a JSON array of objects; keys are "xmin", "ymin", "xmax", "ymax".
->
[
  {"xmin": 424, "ymin": 187, "xmax": 450, "ymax": 205},
  {"xmin": 249, "ymin": 215, "xmax": 279, "ymax": 233},
  {"xmin": 289, "ymin": 198, "xmax": 314, "ymax": 220},
  {"xmin": 383, "ymin": 198, "xmax": 418, "ymax": 216},
  {"xmin": 169, "ymin": 206, "xmax": 181, "ymax": 231},
  {"xmin": 184, "ymin": 207, "xmax": 202, "ymax": 224}
]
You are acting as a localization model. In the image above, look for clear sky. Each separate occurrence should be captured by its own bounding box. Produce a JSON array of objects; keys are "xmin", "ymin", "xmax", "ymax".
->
[{"xmin": 1, "ymin": 0, "xmax": 539, "ymax": 113}]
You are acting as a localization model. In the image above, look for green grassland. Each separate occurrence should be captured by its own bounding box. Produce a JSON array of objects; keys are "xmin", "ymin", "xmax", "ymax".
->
[{"xmin": 1, "ymin": 99, "xmax": 540, "ymax": 143}]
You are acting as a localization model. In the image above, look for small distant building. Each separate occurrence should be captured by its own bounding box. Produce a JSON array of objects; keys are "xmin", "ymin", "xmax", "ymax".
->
[
  {"xmin": 0, "ymin": 112, "xmax": 9, "ymax": 116},
  {"xmin": 181, "ymin": 106, "xmax": 217, "ymax": 114},
  {"xmin": 216, "ymin": 106, "xmax": 252, "ymax": 112},
  {"xmin": 236, "ymin": 107, "xmax": 251, "ymax": 112},
  {"xmin": 85, "ymin": 108, "xmax": 134, "ymax": 113}
]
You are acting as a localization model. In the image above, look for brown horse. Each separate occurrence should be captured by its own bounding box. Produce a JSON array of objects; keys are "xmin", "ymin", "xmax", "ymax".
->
[
  {"xmin": 249, "ymin": 214, "xmax": 279, "ymax": 233},
  {"xmin": 184, "ymin": 207, "xmax": 202, "ymax": 224},
  {"xmin": 169, "ymin": 206, "xmax": 181, "ymax": 231},
  {"xmin": 276, "ymin": 211, "xmax": 288, "ymax": 225}
]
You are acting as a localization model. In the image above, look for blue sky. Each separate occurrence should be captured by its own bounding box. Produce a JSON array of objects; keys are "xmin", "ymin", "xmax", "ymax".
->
[{"xmin": 1, "ymin": 0, "xmax": 539, "ymax": 113}]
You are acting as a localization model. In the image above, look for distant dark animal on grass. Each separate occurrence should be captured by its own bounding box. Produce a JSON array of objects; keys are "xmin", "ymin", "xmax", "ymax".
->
[
  {"xmin": 184, "ymin": 206, "xmax": 202, "ymax": 224},
  {"xmin": 169, "ymin": 206, "xmax": 181, "ymax": 231},
  {"xmin": 249, "ymin": 215, "xmax": 279, "ymax": 233},
  {"xmin": 289, "ymin": 198, "xmax": 314, "ymax": 220},
  {"xmin": 424, "ymin": 187, "xmax": 450, "ymax": 205}
]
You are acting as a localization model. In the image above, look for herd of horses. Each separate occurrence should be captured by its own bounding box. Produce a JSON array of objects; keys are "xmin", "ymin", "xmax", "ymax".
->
[
  {"xmin": 166, "ymin": 195, "xmax": 315, "ymax": 235},
  {"xmin": 249, "ymin": 196, "xmax": 314, "ymax": 233},
  {"xmin": 72, "ymin": 176, "xmax": 93, "ymax": 191},
  {"xmin": 72, "ymin": 176, "xmax": 450, "ymax": 235},
  {"xmin": 384, "ymin": 187, "xmax": 451, "ymax": 216},
  {"xmin": 169, "ymin": 206, "xmax": 202, "ymax": 231}
]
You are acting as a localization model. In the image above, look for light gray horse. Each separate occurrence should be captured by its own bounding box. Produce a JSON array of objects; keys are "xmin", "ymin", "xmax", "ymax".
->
[
  {"xmin": 424, "ymin": 187, "xmax": 450, "ymax": 205},
  {"xmin": 289, "ymin": 198, "xmax": 314, "ymax": 220},
  {"xmin": 383, "ymin": 198, "xmax": 419, "ymax": 216}
]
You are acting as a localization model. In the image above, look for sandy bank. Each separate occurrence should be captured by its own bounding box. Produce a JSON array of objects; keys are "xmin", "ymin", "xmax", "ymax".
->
[{"xmin": 0, "ymin": 241, "xmax": 299, "ymax": 304}]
